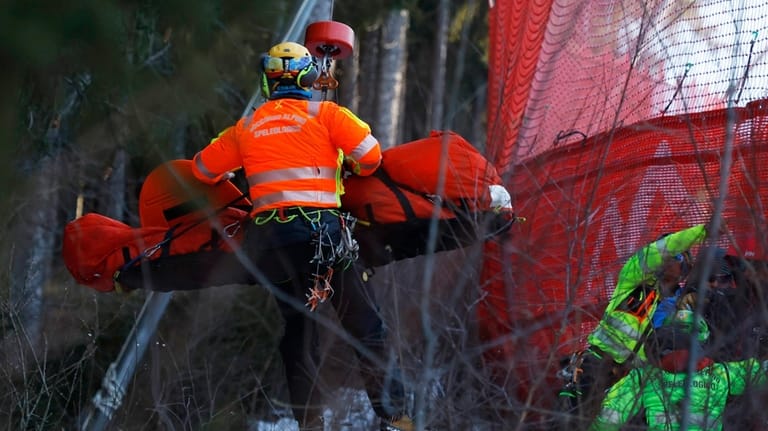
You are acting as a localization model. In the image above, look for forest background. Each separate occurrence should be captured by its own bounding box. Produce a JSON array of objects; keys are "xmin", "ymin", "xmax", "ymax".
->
[{"xmin": 0, "ymin": 0, "xmax": 499, "ymax": 430}]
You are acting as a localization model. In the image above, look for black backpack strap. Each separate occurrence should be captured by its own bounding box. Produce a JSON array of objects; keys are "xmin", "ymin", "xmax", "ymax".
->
[
  {"xmin": 364, "ymin": 203, "xmax": 377, "ymax": 224},
  {"xmin": 374, "ymin": 168, "xmax": 417, "ymax": 220},
  {"xmin": 375, "ymin": 165, "xmax": 476, "ymax": 221}
]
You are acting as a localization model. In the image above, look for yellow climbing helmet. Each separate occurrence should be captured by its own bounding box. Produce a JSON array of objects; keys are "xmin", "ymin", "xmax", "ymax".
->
[{"xmin": 261, "ymin": 41, "xmax": 318, "ymax": 99}]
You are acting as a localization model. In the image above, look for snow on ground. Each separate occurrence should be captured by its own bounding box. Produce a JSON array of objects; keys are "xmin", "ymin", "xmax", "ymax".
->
[{"xmin": 249, "ymin": 388, "xmax": 379, "ymax": 431}]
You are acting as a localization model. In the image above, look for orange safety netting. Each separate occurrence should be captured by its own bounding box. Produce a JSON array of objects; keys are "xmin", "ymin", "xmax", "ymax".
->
[{"xmin": 481, "ymin": 0, "xmax": 768, "ymax": 407}]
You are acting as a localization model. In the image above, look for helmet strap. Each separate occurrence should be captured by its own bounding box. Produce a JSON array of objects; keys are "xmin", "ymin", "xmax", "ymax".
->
[
  {"xmin": 261, "ymin": 73, "xmax": 270, "ymax": 99},
  {"xmin": 296, "ymin": 62, "xmax": 319, "ymax": 89}
]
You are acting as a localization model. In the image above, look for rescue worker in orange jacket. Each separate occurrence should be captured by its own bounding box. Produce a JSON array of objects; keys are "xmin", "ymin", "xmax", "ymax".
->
[{"xmin": 191, "ymin": 41, "xmax": 410, "ymax": 431}]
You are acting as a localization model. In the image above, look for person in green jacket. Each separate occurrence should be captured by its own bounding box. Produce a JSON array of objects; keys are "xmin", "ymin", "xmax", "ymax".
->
[
  {"xmin": 588, "ymin": 224, "xmax": 709, "ymax": 364},
  {"xmin": 558, "ymin": 223, "xmax": 713, "ymax": 424},
  {"xmin": 589, "ymin": 312, "xmax": 768, "ymax": 431}
]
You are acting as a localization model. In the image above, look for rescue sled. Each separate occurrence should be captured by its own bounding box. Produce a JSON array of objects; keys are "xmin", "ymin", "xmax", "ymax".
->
[
  {"xmin": 62, "ymin": 131, "xmax": 513, "ymax": 292},
  {"xmin": 341, "ymin": 130, "xmax": 514, "ymax": 266},
  {"xmin": 62, "ymin": 160, "xmax": 251, "ymax": 292}
]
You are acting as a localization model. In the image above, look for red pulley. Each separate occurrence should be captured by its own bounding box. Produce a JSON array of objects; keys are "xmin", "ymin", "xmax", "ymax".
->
[{"xmin": 304, "ymin": 21, "xmax": 355, "ymax": 60}]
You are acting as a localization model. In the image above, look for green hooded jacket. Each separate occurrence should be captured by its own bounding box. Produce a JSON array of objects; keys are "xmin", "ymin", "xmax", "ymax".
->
[
  {"xmin": 589, "ymin": 357, "xmax": 768, "ymax": 431},
  {"xmin": 587, "ymin": 224, "xmax": 707, "ymax": 364}
]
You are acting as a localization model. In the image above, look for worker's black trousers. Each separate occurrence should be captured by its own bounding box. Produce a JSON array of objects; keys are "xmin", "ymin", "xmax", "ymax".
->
[{"xmin": 235, "ymin": 208, "xmax": 406, "ymax": 427}]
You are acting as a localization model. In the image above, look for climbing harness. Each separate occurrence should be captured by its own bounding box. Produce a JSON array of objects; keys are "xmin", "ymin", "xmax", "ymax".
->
[{"xmin": 276, "ymin": 208, "xmax": 360, "ymax": 311}]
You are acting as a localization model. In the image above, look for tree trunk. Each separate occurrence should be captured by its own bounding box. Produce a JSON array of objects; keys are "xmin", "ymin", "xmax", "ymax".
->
[
  {"xmin": 338, "ymin": 33, "xmax": 361, "ymax": 113},
  {"xmin": 375, "ymin": 8, "xmax": 409, "ymax": 149},
  {"xmin": 104, "ymin": 148, "xmax": 127, "ymax": 220},
  {"xmin": 446, "ymin": 0, "xmax": 484, "ymax": 147},
  {"xmin": 358, "ymin": 24, "xmax": 381, "ymax": 128},
  {"xmin": 5, "ymin": 72, "xmax": 91, "ymax": 371},
  {"xmin": 429, "ymin": 0, "xmax": 450, "ymax": 131},
  {"xmin": 471, "ymin": 84, "xmax": 487, "ymax": 151}
]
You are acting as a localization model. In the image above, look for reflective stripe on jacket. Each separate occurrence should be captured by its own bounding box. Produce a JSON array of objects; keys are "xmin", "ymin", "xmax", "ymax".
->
[
  {"xmin": 588, "ymin": 224, "xmax": 707, "ymax": 364},
  {"xmin": 191, "ymin": 99, "xmax": 381, "ymax": 214},
  {"xmin": 589, "ymin": 359, "xmax": 768, "ymax": 431}
]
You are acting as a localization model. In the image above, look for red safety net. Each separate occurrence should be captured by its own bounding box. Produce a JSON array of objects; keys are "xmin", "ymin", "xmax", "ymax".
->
[{"xmin": 480, "ymin": 0, "xmax": 768, "ymax": 416}]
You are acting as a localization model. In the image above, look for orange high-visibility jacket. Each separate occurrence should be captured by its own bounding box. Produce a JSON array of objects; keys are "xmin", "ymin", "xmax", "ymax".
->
[{"xmin": 192, "ymin": 99, "xmax": 381, "ymax": 214}]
